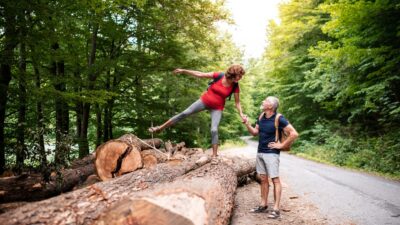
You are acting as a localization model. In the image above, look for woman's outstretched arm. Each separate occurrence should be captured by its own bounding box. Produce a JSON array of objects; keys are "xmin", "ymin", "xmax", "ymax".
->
[{"xmin": 173, "ymin": 68, "xmax": 214, "ymax": 78}]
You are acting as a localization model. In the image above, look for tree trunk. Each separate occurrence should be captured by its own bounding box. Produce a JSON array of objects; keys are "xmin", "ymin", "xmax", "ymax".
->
[
  {"xmin": 0, "ymin": 5, "xmax": 17, "ymax": 174},
  {"xmin": 52, "ymin": 42, "xmax": 70, "ymax": 166},
  {"xmin": 95, "ymin": 103, "xmax": 102, "ymax": 147},
  {"xmin": 79, "ymin": 22, "xmax": 99, "ymax": 158},
  {"xmin": 33, "ymin": 62, "xmax": 48, "ymax": 180},
  {"xmin": 94, "ymin": 162, "xmax": 238, "ymax": 225},
  {"xmin": 0, "ymin": 153, "xmax": 212, "ymax": 225},
  {"xmin": 103, "ymin": 41, "xmax": 114, "ymax": 142},
  {"xmin": 16, "ymin": 43, "xmax": 27, "ymax": 173}
]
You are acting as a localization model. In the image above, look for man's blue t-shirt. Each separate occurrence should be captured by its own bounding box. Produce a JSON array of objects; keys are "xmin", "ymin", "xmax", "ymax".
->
[{"xmin": 256, "ymin": 113, "xmax": 289, "ymax": 154}]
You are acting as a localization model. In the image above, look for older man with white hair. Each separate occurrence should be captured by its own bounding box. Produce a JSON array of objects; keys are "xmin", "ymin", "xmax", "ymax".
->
[{"xmin": 244, "ymin": 96, "xmax": 298, "ymax": 219}]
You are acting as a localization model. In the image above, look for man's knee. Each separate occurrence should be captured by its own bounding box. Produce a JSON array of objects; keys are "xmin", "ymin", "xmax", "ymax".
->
[
  {"xmin": 271, "ymin": 177, "xmax": 280, "ymax": 184},
  {"xmin": 259, "ymin": 174, "xmax": 268, "ymax": 183}
]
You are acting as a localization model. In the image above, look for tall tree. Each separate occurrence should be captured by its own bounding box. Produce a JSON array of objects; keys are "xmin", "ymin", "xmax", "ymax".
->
[
  {"xmin": 0, "ymin": 1, "xmax": 19, "ymax": 173},
  {"xmin": 16, "ymin": 42, "xmax": 27, "ymax": 172}
]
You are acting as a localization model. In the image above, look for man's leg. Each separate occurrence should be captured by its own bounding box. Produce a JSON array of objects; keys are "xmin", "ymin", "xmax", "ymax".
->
[
  {"xmin": 272, "ymin": 177, "xmax": 282, "ymax": 210},
  {"xmin": 250, "ymin": 154, "xmax": 269, "ymax": 213},
  {"xmin": 264, "ymin": 154, "xmax": 281, "ymax": 219},
  {"xmin": 260, "ymin": 174, "xmax": 269, "ymax": 207}
]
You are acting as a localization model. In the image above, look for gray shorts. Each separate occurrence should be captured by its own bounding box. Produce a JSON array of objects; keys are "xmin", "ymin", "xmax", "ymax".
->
[{"xmin": 256, "ymin": 153, "xmax": 280, "ymax": 178}]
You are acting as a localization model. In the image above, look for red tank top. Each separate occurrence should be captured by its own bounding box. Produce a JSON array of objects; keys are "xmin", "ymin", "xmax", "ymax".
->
[{"xmin": 200, "ymin": 72, "xmax": 240, "ymax": 110}]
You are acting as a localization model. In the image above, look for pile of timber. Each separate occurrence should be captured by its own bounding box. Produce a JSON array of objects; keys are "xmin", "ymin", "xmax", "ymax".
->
[
  {"xmin": 0, "ymin": 135, "xmax": 163, "ymax": 203},
  {"xmin": 0, "ymin": 133, "xmax": 256, "ymax": 225},
  {"xmin": 0, "ymin": 154, "xmax": 96, "ymax": 204}
]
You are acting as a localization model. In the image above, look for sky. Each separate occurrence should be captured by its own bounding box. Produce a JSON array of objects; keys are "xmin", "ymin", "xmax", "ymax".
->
[{"xmin": 218, "ymin": 0, "xmax": 284, "ymax": 60}]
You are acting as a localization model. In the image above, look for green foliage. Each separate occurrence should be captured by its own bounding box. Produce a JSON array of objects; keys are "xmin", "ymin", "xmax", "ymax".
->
[
  {"xmin": 249, "ymin": 0, "xmax": 400, "ymax": 178},
  {"xmin": 3, "ymin": 0, "xmax": 399, "ymax": 179},
  {"xmin": 1, "ymin": 0, "xmax": 235, "ymax": 171},
  {"xmin": 296, "ymin": 121, "xmax": 400, "ymax": 177}
]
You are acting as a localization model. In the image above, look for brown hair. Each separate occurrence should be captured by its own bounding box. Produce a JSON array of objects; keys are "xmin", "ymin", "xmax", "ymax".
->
[{"xmin": 225, "ymin": 64, "xmax": 245, "ymax": 80}]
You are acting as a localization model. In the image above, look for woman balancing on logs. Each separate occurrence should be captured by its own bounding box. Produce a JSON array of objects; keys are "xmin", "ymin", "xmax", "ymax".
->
[{"xmin": 149, "ymin": 65, "xmax": 247, "ymax": 163}]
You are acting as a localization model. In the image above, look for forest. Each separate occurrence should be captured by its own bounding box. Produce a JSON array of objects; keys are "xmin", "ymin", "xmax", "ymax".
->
[{"xmin": 0, "ymin": 0, "xmax": 399, "ymax": 183}]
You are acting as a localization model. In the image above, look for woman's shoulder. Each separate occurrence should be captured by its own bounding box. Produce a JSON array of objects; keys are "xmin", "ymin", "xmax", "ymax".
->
[{"xmin": 213, "ymin": 72, "xmax": 224, "ymax": 79}]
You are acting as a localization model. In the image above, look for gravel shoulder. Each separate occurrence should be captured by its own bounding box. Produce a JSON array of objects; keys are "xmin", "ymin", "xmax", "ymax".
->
[{"xmin": 230, "ymin": 180, "xmax": 329, "ymax": 225}]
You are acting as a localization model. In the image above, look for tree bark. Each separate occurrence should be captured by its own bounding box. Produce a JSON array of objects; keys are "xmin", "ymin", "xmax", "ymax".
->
[
  {"xmin": 52, "ymin": 42, "xmax": 70, "ymax": 166},
  {"xmin": 16, "ymin": 42, "xmax": 27, "ymax": 173},
  {"xmin": 116, "ymin": 134, "xmax": 162, "ymax": 150},
  {"xmin": 79, "ymin": 22, "xmax": 99, "ymax": 158},
  {"xmin": 0, "ymin": 153, "xmax": 211, "ymax": 225},
  {"xmin": 95, "ymin": 103, "xmax": 102, "ymax": 147},
  {"xmin": 95, "ymin": 162, "xmax": 238, "ymax": 225},
  {"xmin": 0, "ymin": 3, "xmax": 18, "ymax": 174},
  {"xmin": 33, "ymin": 61, "xmax": 48, "ymax": 180}
]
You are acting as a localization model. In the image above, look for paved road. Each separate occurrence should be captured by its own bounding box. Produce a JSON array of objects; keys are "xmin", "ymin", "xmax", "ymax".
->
[{"xmin": 223, "ymin": 137, "xmax": 400, "ymax": 225}]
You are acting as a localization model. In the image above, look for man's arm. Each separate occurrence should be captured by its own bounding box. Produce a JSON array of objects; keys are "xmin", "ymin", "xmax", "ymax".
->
[
  {"xmin": 173, "ymin": 69, "xmax": 214, "ymax": 78},
  {"xmin": 244, "ymin": 120, "xmax": 259, "ymax": 136},
  {"xmin": 268, "ymin": 124, "xmax": 298, "ymax": 149}
]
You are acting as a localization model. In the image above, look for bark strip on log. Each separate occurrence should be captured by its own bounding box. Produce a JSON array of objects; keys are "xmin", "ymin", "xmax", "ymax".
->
[
  {"xmin": 95, "ymin": 162, "xmax": 240, "ymax": 225},
  {"xmin": 117, "ymin": 134, "xmax": 162, "ymax": 150},
  {"xmin": 0, "ymin": 154, "xmax": 211, "ymax": 225}
]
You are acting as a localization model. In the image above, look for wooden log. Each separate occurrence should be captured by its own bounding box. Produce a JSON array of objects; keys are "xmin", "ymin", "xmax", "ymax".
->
[
  {"xmin": 0, "ymin": 162, "xmax": 95, "ymax": 203},
  {"xmin": 94, "ymin": 159, "xmax": 250, "ymax": 225},
  {"xmin": 117, "ymin": 133, "xmax": 163, "ymax": 150},
  {"xmin": 181, "ymin": 147, "xmax": 204, "ymax": 156},
  {"xmin": 95, "ymin": 134, "xmax": 163, "ymax": 181},
  {"xmin": 140, "ymin": 149, "xmax": 169, "ymax": 169},
  {"xmin": 221, "ymin": 156, "xmax": 255, "ymax": 178},
  {"xmin": 0, "ymin": 154, "xmax": 211, "ymax": 225},
  {"xmin": 70, "ymin": 153, "xmax": 95, "ymax": 169},
  {"xmin": 141, "ymin": 153, "xmax": 158, "ymax": 169},
  {"xmin": 95, "ymin": 140, "xmax": 143, "ymax": 181},
  {"xmin": 174, "ymin": 142, "xmax": 186, "ymax": 152},
  {"xmin": 165, "ymin": 140, "xmax": 174, "ymax": 157}
]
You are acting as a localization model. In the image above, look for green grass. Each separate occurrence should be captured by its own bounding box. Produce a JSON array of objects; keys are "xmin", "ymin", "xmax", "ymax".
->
[
  {"xmin": 292, "ymin": 144, "xmax": 400, "ymax": 181},
  {"xmin": 219, "ymin": 139, "xmax": 247, "ymax": 150}
]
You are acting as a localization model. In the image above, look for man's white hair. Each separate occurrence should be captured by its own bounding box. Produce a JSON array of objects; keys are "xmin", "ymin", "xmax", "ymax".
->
[{"xmin": 266, "ymin": 96, "xmax": 279, "ymax": 112}]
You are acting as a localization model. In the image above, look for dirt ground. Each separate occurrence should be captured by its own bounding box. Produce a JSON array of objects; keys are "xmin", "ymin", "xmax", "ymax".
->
[{"xmin": 231, "ymin": 181, "xmax": 329, "ymax": 225}]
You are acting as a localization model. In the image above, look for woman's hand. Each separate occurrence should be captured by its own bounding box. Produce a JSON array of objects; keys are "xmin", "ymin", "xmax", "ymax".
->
[{"xmin": 173, "ymin": 68, "xmax": 184, "ymax": 74}]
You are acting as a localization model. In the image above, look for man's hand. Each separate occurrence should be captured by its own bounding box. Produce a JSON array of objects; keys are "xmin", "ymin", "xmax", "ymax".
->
[
  {"xmin": 241, "ymin": 114, "xmax": 248, "ymax": 124},
  {"xmin": 268, "ymin": 142, "xmax": 283, "ymax": 150}
]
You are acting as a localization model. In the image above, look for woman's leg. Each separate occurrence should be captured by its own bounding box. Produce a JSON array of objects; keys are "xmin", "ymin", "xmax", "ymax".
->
[
  {"xmin": 150, "ymin": 99, "xmax": 206, "ymax": 132},
  {"xmin": 210, "ymin": 109, "xmax": 222, "ymax": 157}
]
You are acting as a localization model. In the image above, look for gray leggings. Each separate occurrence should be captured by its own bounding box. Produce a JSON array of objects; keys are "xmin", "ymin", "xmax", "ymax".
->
[{"xmin": 170, "ymin": 99, "xmax": 222, "ymax": 144}]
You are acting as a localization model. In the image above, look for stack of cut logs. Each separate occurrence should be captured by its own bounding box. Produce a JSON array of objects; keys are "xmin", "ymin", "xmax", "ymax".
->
[{"xmin": 0, "ymin": 133, "xmax": 255, "ymax": 225}]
